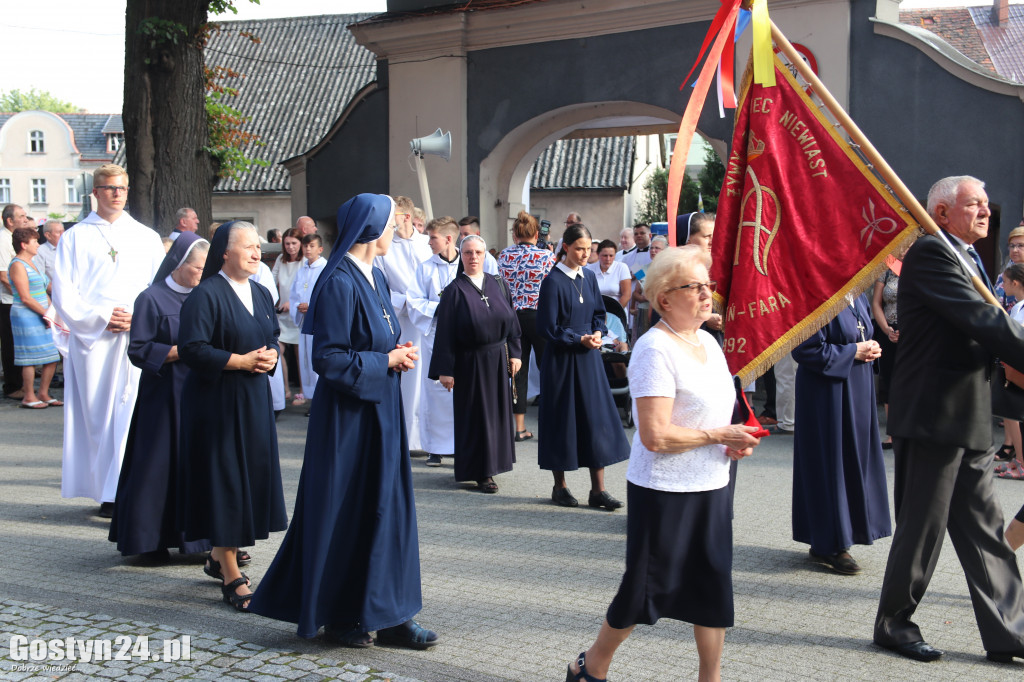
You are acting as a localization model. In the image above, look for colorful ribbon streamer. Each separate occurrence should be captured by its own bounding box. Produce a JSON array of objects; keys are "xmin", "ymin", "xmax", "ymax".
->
[{"xmin": 668, "ymin": 0, "xmax": 774, "ymax": 245}]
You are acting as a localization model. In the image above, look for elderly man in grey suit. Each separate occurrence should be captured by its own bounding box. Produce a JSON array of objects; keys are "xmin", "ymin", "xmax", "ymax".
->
[{"xmin": 873, "ymin": 175, "xmax": 1024, "ymax": 664}]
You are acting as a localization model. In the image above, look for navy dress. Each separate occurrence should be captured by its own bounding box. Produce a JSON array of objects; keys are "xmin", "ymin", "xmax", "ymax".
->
[
  {"xmin": 177, "ymin": 275, "xmax": 287, "ymax": 547},
  {"xmin": 791, "ymin": 294, "xmax": 892, "ymax": 555},
  {"xmin": 248, "ymin": 258, "xmax": 422, "ymax": 637},
  {"xmin": 428, "ymin": 274, "xmax": 521, "ymax": 482},
  {"xmin": 537, "ymin": 267, "xmax": 630, "ymax": 470},
  {"xmin": 109, "ymin": 278, "xmax": 210, "ymax": 556}
]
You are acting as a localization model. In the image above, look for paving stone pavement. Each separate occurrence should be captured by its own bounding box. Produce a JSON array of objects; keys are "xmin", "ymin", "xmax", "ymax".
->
[{"xmin": 2, "ymin": 387, "xmax": 1024, "ymax": 680}]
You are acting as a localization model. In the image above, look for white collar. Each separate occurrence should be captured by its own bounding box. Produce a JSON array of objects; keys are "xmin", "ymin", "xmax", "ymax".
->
[
  {"xmin": 556, "ymin": 261, "xmax": 583, "ymax": 279},
  {"xmin": 947, "ymin": 232, "xmax": 971, "ymax": 250},
  {"xmin": 345, "ymin": 252, "xmax": 375, "ymax": 287},
  {"xmin": 164, "ymin": 274, "xmax": 192, "ymax": 294}
]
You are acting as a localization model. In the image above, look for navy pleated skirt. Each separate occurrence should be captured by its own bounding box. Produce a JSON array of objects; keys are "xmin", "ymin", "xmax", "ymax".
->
[{"xmin": 606, "ymin": 481, "xmax": 734, "ymax": 629}]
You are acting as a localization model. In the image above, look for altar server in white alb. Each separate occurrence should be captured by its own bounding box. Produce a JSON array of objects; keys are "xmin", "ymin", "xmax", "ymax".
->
[
  {"xmin": 375, "ymin": 196, "xmax": 432, "ymax": 451},
  {"xmin": 407, "ymin": 216, "xmax": 459, "ymax": 466},
  {"xmin": 53, "ymin": 164, "xmax": 165, "ymax": 516},
  {"xmin": 290, "ymin": 233, "xmax": 327, "ymax": 402},
  {"xmin": 251, "ymin": 256, "xmax": 286, "ymax": 413}
]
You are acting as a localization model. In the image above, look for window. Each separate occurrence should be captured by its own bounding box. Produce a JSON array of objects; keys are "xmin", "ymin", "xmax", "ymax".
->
[
  {"xmin": 106, "ymin": 133, "xmax": 123, "ymax": 153},
  {"xmin": 29, "ymin": 130, "xmax": 45, "ymax": 153},
  {"xmin": 31, "ymin": 179, "xmax": 47, "ymax": 204},
  {"xmin": 66, "ymin": 179, "xmax": 80, "ymax": 204},
  {"xmin": 0, "ymin": 179, "xmax": 10, "ymax": 204}
]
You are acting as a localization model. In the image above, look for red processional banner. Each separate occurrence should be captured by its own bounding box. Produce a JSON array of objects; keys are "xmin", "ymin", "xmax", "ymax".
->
[{"xmin": 711, "ymin": 54, "xmax": 919, "ymax": 383}]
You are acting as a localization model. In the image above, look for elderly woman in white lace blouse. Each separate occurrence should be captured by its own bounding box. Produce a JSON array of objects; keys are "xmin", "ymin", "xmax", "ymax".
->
[{"xmin": 566, "ymin": 245, "xmax": 761, "ymax": 682}]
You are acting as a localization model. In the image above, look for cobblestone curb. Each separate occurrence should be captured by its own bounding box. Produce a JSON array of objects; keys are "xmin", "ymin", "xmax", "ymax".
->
[{"xmin": 0, "ymin": 599, "xmax": 422, "ymax": 682}]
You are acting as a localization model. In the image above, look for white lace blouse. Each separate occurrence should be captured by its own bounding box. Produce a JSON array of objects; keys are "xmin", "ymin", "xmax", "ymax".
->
[{"xmin": 626, "ymin": 327, "xmax": 735, "ymax": 492}]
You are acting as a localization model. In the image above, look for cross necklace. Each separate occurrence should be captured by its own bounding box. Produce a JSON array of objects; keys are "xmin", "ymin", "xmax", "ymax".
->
[
  {"xmin": 850, "ymin": 301, "xmax": 866, "ymax": 341},
  {"xmin": 466, "ymin": 275, "xmax": 490, "ymax": 307},
  {"xmin": 96, "ymin": 225, "xmax": 118, "ymax": 263}
]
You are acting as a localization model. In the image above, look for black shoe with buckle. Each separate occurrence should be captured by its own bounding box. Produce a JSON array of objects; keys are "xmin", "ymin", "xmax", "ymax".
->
[
  {"xmin": 588, "ymin": 490, "xmax": 623, "ymax": 511},
  {"xmin": 809, "ymin": 549, "xmax": 862, "ymax": 575},
  {"xmin": 552, "ymin": 486, "xmax": 579, "ymax": 507}
]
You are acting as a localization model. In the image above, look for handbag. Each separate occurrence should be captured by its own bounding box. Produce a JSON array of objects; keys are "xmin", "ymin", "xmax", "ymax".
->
[{"xmin": 991, "ymin": 362, "xmax": 1024, "ymax": 421}]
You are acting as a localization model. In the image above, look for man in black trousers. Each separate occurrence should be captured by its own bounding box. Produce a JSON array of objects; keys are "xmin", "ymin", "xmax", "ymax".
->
[{"xmin": 874, "ymin": 175, "xmax": 1024, "ymax": 663}]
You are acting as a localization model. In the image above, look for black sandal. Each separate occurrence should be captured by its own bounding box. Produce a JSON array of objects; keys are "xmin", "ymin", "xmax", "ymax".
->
[
  {"xmin": 477, "ymin": 478, "xmax": 498, "ymax": 494},
  {"xmin": 566, "ymin": 651, "xmax": 606, "ymax": 682},
  {"xmin": 996, "ymin": 443, "xmax": 1016, "ymax": 462},
  {"xmin": 237, "ymin": 550, "xmax": 252, "ymax": 566},
  {"xmin": 515, "ymin": 430, "xmax": 533, "ymax": 442},
  {"xmin": 204, "ymin": 554, "xmax": 249, "ymax": 585},
  {"xmin": 221, "ymin": 577, "xmax": 253, "ymax": 611}
]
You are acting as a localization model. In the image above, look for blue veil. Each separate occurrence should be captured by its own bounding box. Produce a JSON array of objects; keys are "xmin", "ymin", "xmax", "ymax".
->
[
  {"xmin": 154, "ymin": 231, "xmax": 208, "ymax": 283},
  {"xmin": 302, "ymin": 193, "xmax": 395, "ymax": 335}
]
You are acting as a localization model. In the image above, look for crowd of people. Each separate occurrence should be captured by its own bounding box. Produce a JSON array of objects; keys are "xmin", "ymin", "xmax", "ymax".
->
[{"xmin": 4, "ymin": 169, "xmax": 1024, "ymax": 676}]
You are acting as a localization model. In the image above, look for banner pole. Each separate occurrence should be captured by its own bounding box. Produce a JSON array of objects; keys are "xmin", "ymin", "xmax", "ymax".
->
[{"xmin": 769, "ymin": 20, "xmax": 1000, "ymax": 307}]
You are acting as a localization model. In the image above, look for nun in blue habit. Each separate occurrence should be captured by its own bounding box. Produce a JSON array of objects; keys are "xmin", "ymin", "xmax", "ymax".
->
[
  {"xmin": 110, "ymin": 232, "xmax": 212, "ymax": 558},
  {"xmin": 248, "ymin": 194, "xmax": 439, "ymax": 650},
  {"xmin": 791, "ymin": 293, "xmax": 891, "ymax": 575}
]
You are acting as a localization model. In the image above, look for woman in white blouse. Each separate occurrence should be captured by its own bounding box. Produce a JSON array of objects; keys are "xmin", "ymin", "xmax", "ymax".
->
[
  {"xmin": 585, "ymin": 239, "xmax": 630, "ymax": 309},
  {"xmin": 566, "ymin": 245, "xmax": 761, "ymax": 682},
  {"xmin": 271, "ymin": 227, "xmax": 303, "ymax": 401}
]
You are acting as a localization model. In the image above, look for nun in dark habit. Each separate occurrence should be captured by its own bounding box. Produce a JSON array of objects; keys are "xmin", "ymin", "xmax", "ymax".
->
[
  {"xmin": 429, "ymin": 234, "xmax": 522, "ymax": 493},
  {"xmin": 538, "ymin": 223, "xmax": 631, "ymax": 510},
  {"xmin": 249, "ymin": 194, "xmax": 439, "ymax": 650},
  {"xmin": 177, "ymin": 221, "xmax": 287, "ymax": 611},
  {"xmin": 109, "ymin": 232, "xmax": 211, "ymax": 559},
  {"xmin": 791, "ymin": 293, "xmax": 891, "ymax": 576}
]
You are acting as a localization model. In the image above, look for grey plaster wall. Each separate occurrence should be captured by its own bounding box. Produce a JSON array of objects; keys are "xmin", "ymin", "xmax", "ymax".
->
[
  {"xmin": 848, "ymin": 0, "xmax": 1024, "ymax": 265},
  {"xmin": 465, "ymin": 20, "xmax": 733, "ymax": 216},
  {"xmin": 305, "ymin": 84, "xmax": 390, "ymax": 230}
]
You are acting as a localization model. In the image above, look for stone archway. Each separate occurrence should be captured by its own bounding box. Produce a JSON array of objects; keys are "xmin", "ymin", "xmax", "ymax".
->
[{"xmin": 478, "ymin": 100, "xmax": 725, "ymax": 249}]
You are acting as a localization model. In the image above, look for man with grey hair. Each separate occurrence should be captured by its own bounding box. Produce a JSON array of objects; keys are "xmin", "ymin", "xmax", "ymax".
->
[
  {"xmin": 34, "ymin": 219, "xmax": 64, "ymax": 285},
  {"xmin": 295, "ymin": 216, "xmax": 317, "ymax": 236},
  {"xmin": 168, "ymin": 207, "xmax": 199, "ymax": 241},
  {"xmin": 874, "ymin": 175, "xmax": 1024, "ymax": 664},
  {"xmin": 615, "ymin": 227, "xmax": 635, "ymax": 259},
  {"xmin": 1, "ymin": 203, "xmax": 31, "ymax": 398}
]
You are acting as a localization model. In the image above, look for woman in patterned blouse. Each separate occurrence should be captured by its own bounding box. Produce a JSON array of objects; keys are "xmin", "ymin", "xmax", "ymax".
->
[{"xmin": 497, "ymin": 211, "xmax": 556, "ymax": 441}]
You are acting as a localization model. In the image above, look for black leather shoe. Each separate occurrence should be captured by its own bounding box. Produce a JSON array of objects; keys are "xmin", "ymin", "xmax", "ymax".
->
[
  {"xmin": 324, "ymin": 625, "xmax": 373, "ymax": 648},
  {"xmin": 98, "ymin": 502, "xmax": 114, "ymax": 519},
  {"xmin": 876, "ymin": 640, "xmax": 944, "ymax": 662},
  {"xmin": 552, "ymin": 486, "xmax": 579, "ymax": 507},
  {"xmin": 809, "ymin": 549, "xmax": 861, "ymax": 575},
  {"xmin": 986, "ymin": 648, "xmax": 1024, "ymax": 663},
  {"xmin": 376, "ymin": 620, "xmax": 439, "ymax": 650},
  {"xmin": 588, "ymin": 490, "xmax": 623, "ymax": 511}
]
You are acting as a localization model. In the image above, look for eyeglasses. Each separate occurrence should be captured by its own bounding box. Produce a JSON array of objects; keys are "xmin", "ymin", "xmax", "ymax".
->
[
  {"xmin": 666, "ymin": 281, "xmax": 717, "ymax": 294},
  {"xmin": 1009, "ymin": 243, "xmax": 1024, "ymax": 250},
  {"xmin": 96, "ymin": 185, "xmax": 129, "ymax": 195},
  {"xmin": 395, "ymin": 213, "xmax": 411, "ymax": 219}
]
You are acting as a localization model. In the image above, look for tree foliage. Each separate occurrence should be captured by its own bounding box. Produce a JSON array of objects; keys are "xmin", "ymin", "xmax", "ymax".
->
[
  {"xmin": 636, "ymin": 167, "xmax": 700, "ymax": 224},
  {"xmin": 0, "ymin": 88, "xmax": 79, "ymax": 113},
  {"xmin": 123, "ymin": 0, "xmax": 262, "ymax": 234},
  {"xmin": 696, "ymin": 146, "xmax": 726, "ymax": 213},
  {"xmin": 638, "ymin": 144, "xmax": 727, "ymax": 222}
]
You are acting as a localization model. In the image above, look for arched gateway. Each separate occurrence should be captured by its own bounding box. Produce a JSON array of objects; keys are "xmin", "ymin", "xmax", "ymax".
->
[{"xmin": 292, "ymin": 0, "xmax": 1023, "ymax": 256}]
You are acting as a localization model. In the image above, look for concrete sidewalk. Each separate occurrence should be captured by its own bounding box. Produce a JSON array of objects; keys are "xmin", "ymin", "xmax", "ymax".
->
[{"xmin": 1, "ymin": 391, "xmax": 1023, "ymax": 681}]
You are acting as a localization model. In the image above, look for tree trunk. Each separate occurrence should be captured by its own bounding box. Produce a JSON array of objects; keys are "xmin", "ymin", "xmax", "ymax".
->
[{"xmin": 123, "ymin": 0, "xmax": 216, "ymax": 236}]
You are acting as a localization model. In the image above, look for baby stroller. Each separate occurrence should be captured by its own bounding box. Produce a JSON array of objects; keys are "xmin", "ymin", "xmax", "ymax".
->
[{"xmin": 601, "ymin": 295, "xmax": 633, "ymax": 427}]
